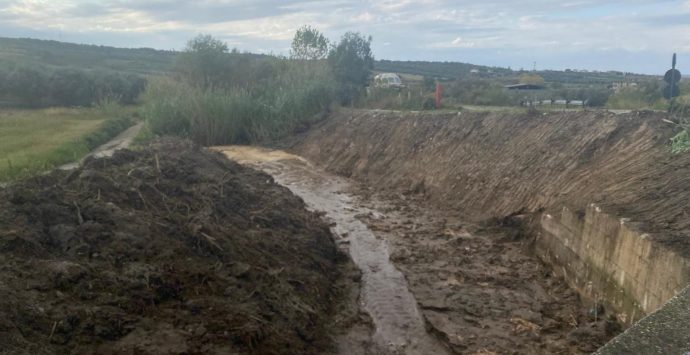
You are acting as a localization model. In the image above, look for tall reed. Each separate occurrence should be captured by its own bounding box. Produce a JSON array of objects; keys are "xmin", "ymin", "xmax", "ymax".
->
[{"xmin": 144, "ymin": 60, "xmax": 335, "ymax": 145}]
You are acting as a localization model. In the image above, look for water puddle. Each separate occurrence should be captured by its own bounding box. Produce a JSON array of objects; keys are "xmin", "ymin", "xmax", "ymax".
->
[{"xmin": 214, "ymin": 146, "xmax": 448, "ymax": 355}]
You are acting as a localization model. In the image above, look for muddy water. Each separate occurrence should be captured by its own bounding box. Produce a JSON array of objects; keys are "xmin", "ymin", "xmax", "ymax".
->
[{"xmin": 215, "ymin": 146, "xmax": 449, "ymax": 355}]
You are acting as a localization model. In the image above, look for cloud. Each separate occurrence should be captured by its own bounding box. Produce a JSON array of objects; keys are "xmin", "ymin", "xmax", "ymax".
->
[
  {"xmin": 641, "ymin": 13, "xmax": 690, "ymax": 27},
  {"xmin": 0, "ymin": 0, "xmax": 687, "ymax": 73},
  {"xmin": 449, "ymin": 37, "xmax": 475, "ymax": 48}
]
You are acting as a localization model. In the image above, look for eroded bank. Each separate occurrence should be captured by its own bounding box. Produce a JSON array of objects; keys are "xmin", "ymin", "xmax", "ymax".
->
[
  {"xmin": 290, "ymin": 109, "xmax": 690, "ymax": 326},
  {"xmin": 217, "ymin": 145, "xmax": 620, "ymax": 354}
]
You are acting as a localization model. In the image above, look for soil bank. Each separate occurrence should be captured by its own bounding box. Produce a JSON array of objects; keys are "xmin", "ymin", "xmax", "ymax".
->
[
  {"xmin": 217, "ymin": 145, "xmax": 620, "ymax": 354},
  {"xmin": 292, "ymin": 109, "xmax": 690, "ymax": 257}
]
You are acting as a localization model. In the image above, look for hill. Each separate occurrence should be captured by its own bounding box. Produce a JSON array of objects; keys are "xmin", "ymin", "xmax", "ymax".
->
[
  {"xmin": 0, "ymin": 37, "xmax": 176, "ymax": 75},
  {"xmin": 0, "ymin": 36, "xmax": 658, "ymax": 86},
  {"xmin": 375, "ymin": 59, "xmax": 655, "ymax": 84}
]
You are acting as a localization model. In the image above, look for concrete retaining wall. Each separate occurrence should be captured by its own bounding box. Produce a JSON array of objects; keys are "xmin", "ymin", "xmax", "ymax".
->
[{"xmin": 535, "ymin": 203, "xmax": 690, "ymax": 325}]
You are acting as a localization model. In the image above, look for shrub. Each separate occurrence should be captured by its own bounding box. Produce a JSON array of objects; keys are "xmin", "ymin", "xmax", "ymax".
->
[
  {"xmin": 671, "ymin": 130, "xmax": 690, "ymax": 154},
  {"xmin": 0, "ymin": 62, "xmax": 146, "ymax": 108},
  {"xmin": 144, "ymin": 60, "xmax": 336, "ymax": 145}
]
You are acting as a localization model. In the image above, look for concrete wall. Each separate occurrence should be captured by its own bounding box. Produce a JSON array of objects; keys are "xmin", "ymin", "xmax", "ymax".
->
[
  {"xmin": 595, "ymin": 285, "xmax": 690, "ymax": 354},
  {"xmin": 535, "ymin": 203, "xmax": 690, "ymax": 325}
]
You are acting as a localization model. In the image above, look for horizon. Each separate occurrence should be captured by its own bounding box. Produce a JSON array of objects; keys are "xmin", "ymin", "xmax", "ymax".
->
[{"xmin": 1, "ymin": 1, "xmax": 689, "ymax": 75}]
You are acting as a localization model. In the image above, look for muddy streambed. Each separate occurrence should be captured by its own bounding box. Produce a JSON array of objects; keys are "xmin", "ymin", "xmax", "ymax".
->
[
  {"xmin": 215, "ymin": 146, "xmax": 448, "ymax": 355},
  {"xmin": 215, "ymin": 146, "xmax": 619, "ymax": 355}
]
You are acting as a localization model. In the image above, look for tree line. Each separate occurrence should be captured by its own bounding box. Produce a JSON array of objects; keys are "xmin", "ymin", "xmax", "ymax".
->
[
  {"xmin": 0, "ymin": 62, "xmax": 146, "ymax": 107},
  {"xmin": 173, "ymin": 27, "xmax": 374, "ymax": 105},
  {"xmin": 145, "ymin": 26, "xmax": 374, "ymax": 145}
]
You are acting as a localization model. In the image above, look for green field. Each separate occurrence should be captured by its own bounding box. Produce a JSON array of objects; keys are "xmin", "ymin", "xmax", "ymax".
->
[{"xmin": 0, "ymin": 107, "xmax": 131, "ymax": 181}]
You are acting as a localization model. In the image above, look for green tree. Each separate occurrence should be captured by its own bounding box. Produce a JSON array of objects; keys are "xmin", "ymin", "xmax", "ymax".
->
[
  {"xmin": 328, "ymin": 32, "xmax": 374, "ymax": 104},
  {"xmin": 49, "ymin": 68, "xmax": 95, "ymax": 106},
  {"xmin": 519, "ymin": 73, "xmax": 545, "ymax": 86},
  {"xmin": 8, "ymin": 66, "xmax": 49, "ymax": 106},
  {"xmin": 290, "ymin": 26, "xmax": 329, "ymax": 60},
  {"xmin": 175, "ymin": 34, "xmax": 230, "ymax": 89},
  {"xmin": 583, "ymin": 87, "xmax": 611, "ymax": 107}
]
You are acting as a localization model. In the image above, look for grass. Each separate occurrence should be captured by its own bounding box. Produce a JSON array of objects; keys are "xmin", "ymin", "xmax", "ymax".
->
[
  {"xmin": 143, "ymin": 61, "xmax": 335, "ymax": 146},
  {"xmin": 0, "ymin": 106, "xmax": 134, "ymax": 182}
]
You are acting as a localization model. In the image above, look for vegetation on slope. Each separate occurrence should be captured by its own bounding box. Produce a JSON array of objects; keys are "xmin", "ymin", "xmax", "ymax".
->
[
  {"xmin": 0, "ymin": 37, "xmax": 175, "ymax": 74},
  {"xmin": 144, "ymin": 29, "xmax": 373, "ymax": 145},
  {"xmin": 0, "ymin": 63, "xmax": 146, "ymax": 108}
]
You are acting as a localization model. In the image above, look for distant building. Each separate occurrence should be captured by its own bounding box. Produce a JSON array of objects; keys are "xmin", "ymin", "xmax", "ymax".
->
[
  {"xmin": 610, "ymin": 82, "xmax": 638, "ymax": 93},
  {"xmin": 470, "ymin": 69, "xmax": 480, "ymax": 74}
]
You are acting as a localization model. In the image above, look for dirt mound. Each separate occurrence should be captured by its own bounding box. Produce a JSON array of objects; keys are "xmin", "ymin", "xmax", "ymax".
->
[
  {"xmin": 0, "ymin": 138, "xmax": 343, "ymax": 354},
  {"xmin": 292, "ymin": 109, "xmax": 690, "ymax": 257}
]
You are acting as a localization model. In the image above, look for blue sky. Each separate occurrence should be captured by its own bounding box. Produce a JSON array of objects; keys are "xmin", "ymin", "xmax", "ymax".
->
[{"xmin": 0, "ymin": 0, "xmax": 689, "ymax": 74}]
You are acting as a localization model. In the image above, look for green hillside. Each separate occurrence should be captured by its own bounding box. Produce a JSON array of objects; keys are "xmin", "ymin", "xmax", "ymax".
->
[
  {"xmin": 375, "ymin": 59, "xmax": 655, "ymax": 84},
  {"xmin": 0, "ymin": 37, "xmax": 176, "ymax": 75}
]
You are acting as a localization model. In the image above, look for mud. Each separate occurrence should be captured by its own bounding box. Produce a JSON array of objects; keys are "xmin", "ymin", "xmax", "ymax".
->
[
  {"xmin": 217, "ymin": 146, "xmax": 618, "ymax": 354},
  {"xmin": 216, "ymin": 146, "xmax": 449, "ymax": 355},
  {"xmin": 0, "ymin": 139, "xmax": 350, "ymax": 355},
  {"xmin": 355, "ymin": 193, "xmax": 620, "ymax": 354}
]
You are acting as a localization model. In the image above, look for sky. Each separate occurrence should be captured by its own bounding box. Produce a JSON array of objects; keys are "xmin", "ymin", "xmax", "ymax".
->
[{"xmin": 1, "ymin": 0, "xmax": 689, "ymax": 74}]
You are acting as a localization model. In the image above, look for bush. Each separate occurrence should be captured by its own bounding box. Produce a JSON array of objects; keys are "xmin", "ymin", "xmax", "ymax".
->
[
  {"xmin": 0, "ymin": 62, "xmax": 146, "ymax": 107},
  {"xmin": 671, "ymin": 130, "xmax": 690, "ymax": 154},
  {"xmin": 669, "ymin": 99, "xmax": 690, "ymax": 154},
  {"xmin": 446, "ymin": 78, "xmax": 516, "ymax": 106},
  {"xmin": 144, "ymin": 60, "xmax": 336, "ymax": 145},
  {"xmin": 606, "ymin": 80, "xmax": 664, "ymax": 109}
]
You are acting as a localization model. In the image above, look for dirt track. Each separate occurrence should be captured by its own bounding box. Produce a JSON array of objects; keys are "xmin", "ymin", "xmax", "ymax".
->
[
  {"xmin": 217, "ymin": 146, "xmax": 619, "ymax": 354},
  {"xmin": 59, "ymin": 122, "xmax": 144, "ymax": 171}
]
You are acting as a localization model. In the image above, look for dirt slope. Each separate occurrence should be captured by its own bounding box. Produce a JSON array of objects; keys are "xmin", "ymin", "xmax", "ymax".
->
[
  {"xmin": 0, "ymin": 139, "xmax": 345, "ymax": 354},
  {"xmin": 216, "ymin": 146, "xmax": 619, "ymax": 354},
  {"xmin": 293, "ymin": 109, "xmax": 690, "ymax": 257}
]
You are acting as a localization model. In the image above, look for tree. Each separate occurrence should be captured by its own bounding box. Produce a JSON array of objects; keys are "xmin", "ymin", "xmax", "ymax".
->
[
  {"xmin": 290, "ymin": 26, "xmax": 329, "ymax": 60},
  {"xmin": 7, "ymin": 66, "xmax": 50, "ymax": 106},
  {"xmin": 328, "ymin": 32, "xmax": 374, "ymax": 104},
  {"xmin": 519, "ymin": 73, "xmax": 545, "ymax": 86},
  {"xmin": 49, "ymin": 68, "xmax": 95, "ymax": 106},
  {"xmin": 585, "ymin": 88, "xmax": 612, "ymax": 107},
  {"xmin": 175, "ymin": 34, "xmax": 230, "ymax": 89}
]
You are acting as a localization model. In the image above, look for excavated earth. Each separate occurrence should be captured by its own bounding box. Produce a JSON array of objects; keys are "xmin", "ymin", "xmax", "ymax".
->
[
  {"xmin": 3, "ymin": 108, "xmax": 689, "ymax": 355},
  {"xmin": 292, "ymin": 109, "xmax": 690, "ymax": 258},
  {"xmin": 0, "ymin": 139, "xmax": 363, "ymax": 355},
  {"xmin": 216, "ymin": 146, "xmax": 619, "ymax": 354},
  {"xmin": 284, "ymin": 108, "xmax": 690, "ymax": 353}
]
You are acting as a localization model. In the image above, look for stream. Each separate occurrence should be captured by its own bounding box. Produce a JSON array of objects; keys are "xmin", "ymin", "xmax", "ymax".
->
[{"xmin": 215, "ymin": 146, "xmax": 449, "ymax": 355}]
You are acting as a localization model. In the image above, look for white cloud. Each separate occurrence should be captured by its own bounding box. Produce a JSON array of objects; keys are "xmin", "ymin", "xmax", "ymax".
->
[
  {"xmin": 450, "ymin": 37, "xmax": 475, "ymax": 48},
  {"xmin": 0, "ymin": 0, "xmax": 688, "ymax": 72}
]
